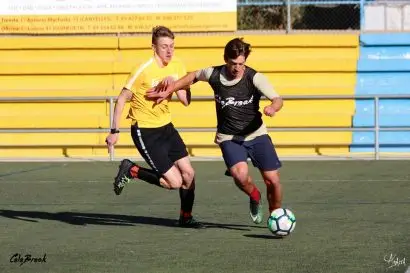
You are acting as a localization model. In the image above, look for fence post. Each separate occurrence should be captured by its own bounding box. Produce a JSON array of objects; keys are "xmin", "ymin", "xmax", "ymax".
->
[
  {"xmin": 286, "ymin": 0, "xmax": 291, "ymax": 33},
  {"xmin": 109, "ymin": 97, "xmax": 115, "ymax": 161},
  {"xmin": 374, "ymin": 97, "xmax": 380, "ymax": 160},
  {"xmin": 360, "ymin": 0, "xmax": 365, "ymax": 31}
]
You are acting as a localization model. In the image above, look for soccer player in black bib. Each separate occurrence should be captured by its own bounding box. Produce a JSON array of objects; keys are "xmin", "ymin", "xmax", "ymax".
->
[{"xmin": 147, "ymin": 38, "xmax": 283, "ymax": 224}]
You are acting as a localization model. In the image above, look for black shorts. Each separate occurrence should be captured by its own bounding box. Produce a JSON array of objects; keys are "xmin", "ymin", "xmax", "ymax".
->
[
  {"xmin": 219, "ymin": 134, "xmax": 282, "ymax": 171},
  {"xmin": 131, "ymin": 122, "xmax": 188, "ymax": 175}
]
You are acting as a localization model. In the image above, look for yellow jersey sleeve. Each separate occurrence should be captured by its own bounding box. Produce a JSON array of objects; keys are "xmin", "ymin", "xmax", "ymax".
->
[{"xmin": 124, "ymin": 64, "xmax": 146, "ymax": 93}]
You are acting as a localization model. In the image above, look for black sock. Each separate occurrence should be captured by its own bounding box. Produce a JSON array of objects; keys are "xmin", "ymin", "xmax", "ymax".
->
[
  {"xmin": 136, "ymin": 167, "xmax": 162, "ymax": 187},
  {"xmin": 179, "ymin": 182, "xmax": 195, "ymax": 218}
]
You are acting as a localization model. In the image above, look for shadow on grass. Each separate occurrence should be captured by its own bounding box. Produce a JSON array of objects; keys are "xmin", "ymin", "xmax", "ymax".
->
[
  {"xmin": 0, "ymin": 164, "xmax": 61, "ymax": 178},
  {"xmin": 243, "ymin": 234, "xmax": 284, "ymax": 240},
  {"xmin": 0, "ymin": 209, "xmax": 265, "ymax": 231}
]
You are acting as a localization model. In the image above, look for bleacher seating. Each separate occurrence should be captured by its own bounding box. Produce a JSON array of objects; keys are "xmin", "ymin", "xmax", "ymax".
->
[
  {"xmin": 0, "ymin": 34, "xmax": 359, "ymax": 158},
  {"xmin": 352, "ymin": 33, "xmax": 410, "ymax": 153}
]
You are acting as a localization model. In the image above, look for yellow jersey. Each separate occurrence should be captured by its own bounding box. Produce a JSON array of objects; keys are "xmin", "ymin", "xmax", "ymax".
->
[{"xmin": 124, "ymin": 56, "xmax": 187, "ymax": 128}]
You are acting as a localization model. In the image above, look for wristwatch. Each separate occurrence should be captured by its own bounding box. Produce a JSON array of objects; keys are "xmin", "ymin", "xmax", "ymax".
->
[{"xmin": 110, "ymin": 128, "xmax": 120, "ymax": 134}]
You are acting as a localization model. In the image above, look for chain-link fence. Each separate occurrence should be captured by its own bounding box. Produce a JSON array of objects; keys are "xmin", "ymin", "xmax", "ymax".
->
[
  {"xmin": 237, "ymin": 0, "xmax": 410, "ymax": 32},
  {"xmin": 237, "ymin": 0, "xmax": 361, "ymax": 31},
  {"xmin": 237, "ymin": 1, "xmax": 287, "ymax": 31}
]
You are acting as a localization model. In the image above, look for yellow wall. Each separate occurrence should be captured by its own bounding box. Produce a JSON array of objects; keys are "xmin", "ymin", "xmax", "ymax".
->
[{"xmin": 0, "ymin": 34, "xmax": 359, "ymax": 159}]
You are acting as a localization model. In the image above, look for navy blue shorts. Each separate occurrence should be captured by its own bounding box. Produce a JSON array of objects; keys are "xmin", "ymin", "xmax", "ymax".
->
[{"xmin": 219, "ymin": 134, "xmax": 282, "ymax": 171}]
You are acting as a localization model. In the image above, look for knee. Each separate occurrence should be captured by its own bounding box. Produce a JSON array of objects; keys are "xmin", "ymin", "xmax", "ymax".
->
[
  {"xmin": 264, "ymin": 173, "xmax": 280, "ymax": 187},
  {"xmin": 231, "ymin": 166, "xmax": 249, "ymax": 183},
  {"xmin": 181, "ymin": 167, "xmax": 195, "ymax": 184},
  {"xmin": 167, "ymin": 177, "xmax": 183, "ymax": 190}
]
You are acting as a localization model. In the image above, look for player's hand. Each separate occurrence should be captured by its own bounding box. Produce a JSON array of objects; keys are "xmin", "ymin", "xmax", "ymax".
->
[
  {"xmin": 263, "ymin": 105, "xmax": 276, "ymax": 117},
  {"xmin": 146, "ymin": 81, "xmax": 176, "ymax": 104},
  {"xmin": 105, "ymin": 133, "xmax": 119, "ymax": 153},
  {"xmin": 159, "ymin": 76, "xmax": 175, "ymax": 91},
  {"xmin": 146, "ymin": 89, "xmax": 172, "ymax": 104},
  {"xmin": 152, "ymin": 76, "xmax": 174, "ymax": 92}
]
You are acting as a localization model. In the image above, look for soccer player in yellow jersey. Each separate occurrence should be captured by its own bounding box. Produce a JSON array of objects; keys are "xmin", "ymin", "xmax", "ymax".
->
[{"xmin": 105, "ymin": 26, "xmax": 203, "ymax": 228}]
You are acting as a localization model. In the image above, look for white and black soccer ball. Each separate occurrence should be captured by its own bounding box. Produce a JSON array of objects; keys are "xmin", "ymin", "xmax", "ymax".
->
[{"xmin": 267, "ymin": 208, "xmax": 296, "ymax": 237}]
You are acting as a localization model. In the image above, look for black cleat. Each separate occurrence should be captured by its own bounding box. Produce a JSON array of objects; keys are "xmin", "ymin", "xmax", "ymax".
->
[
  {"xmin": 177, "ymin": 217, "xmax": 206, "ymax": 229},
  {"xmin": 113, "ymin": 159, "xmax": 134, "ymax": 195},
  {"xmin": 249, "ymin": 192, "xmax": 263, "ymax": 224},
  {"xmin": 224, "ymin": 169, "xmax": 232, "ymax": 177}
]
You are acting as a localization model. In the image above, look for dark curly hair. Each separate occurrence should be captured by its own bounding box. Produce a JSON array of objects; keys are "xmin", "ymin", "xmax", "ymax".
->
[{"xmin": 224, "ymin": 38, "xmax": 251, "ymax": 61}]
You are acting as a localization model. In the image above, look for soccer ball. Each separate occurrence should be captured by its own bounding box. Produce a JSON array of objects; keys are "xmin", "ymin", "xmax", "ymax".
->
[{"xmin": 267, "ymin": 208, "xmax": 296, "ymax": 237}]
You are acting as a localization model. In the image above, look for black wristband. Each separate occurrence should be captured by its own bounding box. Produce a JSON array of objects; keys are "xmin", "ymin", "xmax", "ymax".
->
[{"xmin": 110, "ymin": 129, "xmax": 120, "ymax": 134}]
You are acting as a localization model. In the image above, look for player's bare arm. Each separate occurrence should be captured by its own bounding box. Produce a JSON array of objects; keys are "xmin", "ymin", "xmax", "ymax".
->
[
  {"xmin": 253, "ymin": 72, "xmax": 283, "ymax": 117},
  {"xmin": 175, "ymin": 88, "xmax": 192, "ymax": 106},
  {"xmin": 146, "ymin": 71, "xmax": 198, "ymax": 103},
  {"xmin": 105, "ymin": 88, "xmax": 133, "ymax": 148},
  {"xmin": 264, "ymin": 97, "xmax": 283, "ymax": 117},
  {"xmin": 153, "ymin": 75, "xmax": 192, "ymax": 106}
]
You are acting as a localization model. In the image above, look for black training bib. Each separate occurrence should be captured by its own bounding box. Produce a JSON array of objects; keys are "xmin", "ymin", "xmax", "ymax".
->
[{"xmin": 208, "ymin": 65, "xmax": 263, "ymax": 136}]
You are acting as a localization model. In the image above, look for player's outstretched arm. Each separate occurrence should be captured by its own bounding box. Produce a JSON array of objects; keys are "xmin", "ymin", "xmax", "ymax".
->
[{"xmin": 146, "ymin": 71, "xmax": 198, "ymax": 103}]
